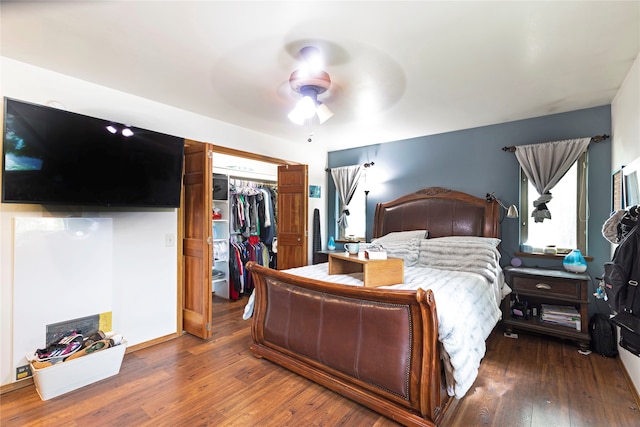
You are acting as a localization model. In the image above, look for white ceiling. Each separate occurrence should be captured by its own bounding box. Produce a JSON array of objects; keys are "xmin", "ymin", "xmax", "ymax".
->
[{"xmin": 1, "ymin": 1, "xmax": 639, "ymax": 152}]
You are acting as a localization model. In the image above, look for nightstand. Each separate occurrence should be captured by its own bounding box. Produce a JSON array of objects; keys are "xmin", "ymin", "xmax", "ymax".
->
[
  {"xmin": 313, "ymin": 250, "xmax": 342, "ymax": 264},
  {"xmin": 503, "ymin": 266, "xmax": 591, "ymax": 352}
]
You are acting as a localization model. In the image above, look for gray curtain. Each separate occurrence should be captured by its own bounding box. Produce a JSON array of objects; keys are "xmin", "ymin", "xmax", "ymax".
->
[
  {"xmin": 330, "ymin": 165, "xmax": 362, "ymax": 229},
  {"xmin": 515, "ymin": 137, "xmax": 590, "ymax": 222}
]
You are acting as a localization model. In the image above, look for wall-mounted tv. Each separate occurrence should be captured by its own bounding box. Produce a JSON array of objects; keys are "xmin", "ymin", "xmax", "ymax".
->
[{"xmin": 2, "ymin": 98, "xmax": 184, "ymax": 208}]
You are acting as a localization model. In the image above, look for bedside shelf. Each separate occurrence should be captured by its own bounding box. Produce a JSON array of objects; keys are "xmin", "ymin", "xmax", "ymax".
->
[
  {"xmin": 503, "ymin": 266, "xmax": 591, "ymax": 352},
  {"xmin": 504, "ymin": 315, "xmax": 585, "ymax": 340}
]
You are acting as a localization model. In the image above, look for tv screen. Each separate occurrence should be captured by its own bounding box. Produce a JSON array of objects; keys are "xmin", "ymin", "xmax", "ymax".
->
[{"xmin": 2, "ymin": 98, "xmax": 184, "ymax": 207}]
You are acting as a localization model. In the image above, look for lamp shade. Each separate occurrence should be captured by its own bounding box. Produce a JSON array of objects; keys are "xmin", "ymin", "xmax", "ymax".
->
[
  {"xmin": 289, "ymin": 99, "xmax": 334, "ymax": 125},
  {"xmin": 486, "ymin": 192, "xmax": 519, "ymax": 219},
  {"xmin": 507, "ymin": 205, "xmax": 519, "ymax": 218},
  {"xmin": 287, "ymin": 109, "xmax": 305, "ymax": 125},
  {"xmin": 316, "ymin": 103, "xmax": 334, "ymax": 124},
  {"xmin": 297, "ymin": 96, "xmax": 317, "ymax": 118}
]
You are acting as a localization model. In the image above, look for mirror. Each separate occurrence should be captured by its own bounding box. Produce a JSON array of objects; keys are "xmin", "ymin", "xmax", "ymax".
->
[{"xmin": 623, "ymin": 157, "xmax": 640, "ymax": 207}]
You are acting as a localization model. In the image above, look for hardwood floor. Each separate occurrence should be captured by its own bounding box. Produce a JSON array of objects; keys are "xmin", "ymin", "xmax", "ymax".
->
[{"xmin": 2, "ymin": 297, "xmax": 638, "ymax": 426}]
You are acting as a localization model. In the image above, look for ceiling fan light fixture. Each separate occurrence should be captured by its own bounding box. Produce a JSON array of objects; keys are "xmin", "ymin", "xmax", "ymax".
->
[{"xmin": 288, "ymin": 47, "xmax": 334, "ymax": 126}]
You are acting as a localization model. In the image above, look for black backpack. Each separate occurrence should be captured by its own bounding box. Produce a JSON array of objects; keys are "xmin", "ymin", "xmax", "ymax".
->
[
  {"xmin": 603, "ymin": 224, "xmax": 640, "ymax": 315},
  {"xmin": 603, "ymin": 261, "xmax": 627, "ymax": 314},
  {"xmin": 589, "ymin": 313, "xmax": 618, "ymax": 357}
]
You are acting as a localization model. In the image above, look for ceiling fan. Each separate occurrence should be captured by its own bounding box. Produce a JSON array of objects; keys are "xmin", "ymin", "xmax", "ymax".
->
[{"xmin": 287, "ymin": 46, "xmax": 335, "ymax": 125}]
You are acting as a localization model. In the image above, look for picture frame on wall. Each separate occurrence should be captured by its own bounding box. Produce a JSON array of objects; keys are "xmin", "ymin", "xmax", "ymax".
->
[{"xmin": 309, "ymin": 185, "xmax": 321, "ymax": 198}]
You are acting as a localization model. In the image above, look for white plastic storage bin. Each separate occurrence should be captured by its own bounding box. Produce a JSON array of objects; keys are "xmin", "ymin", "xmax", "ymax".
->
[{"xmin": 31, "ymin": 340, "xmax": 127, "ymax": 400}]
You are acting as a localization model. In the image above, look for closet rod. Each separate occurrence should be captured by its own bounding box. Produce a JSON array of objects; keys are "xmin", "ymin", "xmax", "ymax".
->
[
  {"xmin": 501, "ymin": 134, "xmax": 610, "ymax": 152},
  {"xmin": 229, "ymin": 176, "xmax": 276, "ymax": 186}
]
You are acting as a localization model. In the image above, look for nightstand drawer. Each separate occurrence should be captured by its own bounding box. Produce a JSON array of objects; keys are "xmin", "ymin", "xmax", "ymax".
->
[{"xmin": 510, "ymin": 275, "xmax": 581, "ymax": 300}]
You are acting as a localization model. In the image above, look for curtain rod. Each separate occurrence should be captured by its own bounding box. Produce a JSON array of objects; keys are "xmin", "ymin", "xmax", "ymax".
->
[
  {"xmin": 325, "ymin": 161, "xmax": 374, "ymax": 172},
  {"xmin": 501, "ymin": 134, "xmax": 610, "ymax": 152}
]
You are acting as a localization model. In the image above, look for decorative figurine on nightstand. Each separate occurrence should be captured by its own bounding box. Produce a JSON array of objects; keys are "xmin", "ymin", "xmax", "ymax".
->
[
  {"xmin": 563, "ymin": 249, "xmax": 587, "ymax": 273},
  {"xmin": 327, "ymin": 236, "xmax": 336, "ymax": 251}
]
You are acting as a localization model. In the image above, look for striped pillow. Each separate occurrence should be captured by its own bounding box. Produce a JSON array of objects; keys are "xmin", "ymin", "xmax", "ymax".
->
[
  {"xmin": 379, "ymin": 238, "xmax": 420, "ymax": 267},
  {"xmin": 371, "ymin": 230, "xmax": 428, "ymax": 245}
]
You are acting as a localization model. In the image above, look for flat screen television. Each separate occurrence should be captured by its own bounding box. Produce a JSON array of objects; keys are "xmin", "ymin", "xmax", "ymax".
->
[{"xmin": 2, "ymin": 98, "xmax": 184, "ymax": 207}]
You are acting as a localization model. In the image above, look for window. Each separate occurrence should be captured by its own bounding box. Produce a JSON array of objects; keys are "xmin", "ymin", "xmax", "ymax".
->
[
  {"xmin": 337, "ymin": 175, "xmax": 366, "ymax": 240},
  {"xmin": 520, "ymin": 152, "xmax": 587, "ymax": 253}
]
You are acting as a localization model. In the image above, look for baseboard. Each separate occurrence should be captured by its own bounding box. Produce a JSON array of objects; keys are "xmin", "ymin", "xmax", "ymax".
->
[
  {"xmin": 125, "ymin": 332, "xmax": 181, "ymax": 353},
  {"xmin": 0, "ymin": 377, "xmax": 33, "ymax": 395},
  {"xmin": 618, "ymin": 356, "xmax": 640, "ymax": 409},
  {"xmin": 0, "ymin": 332, "xmax": 181, "ymax": 395}
]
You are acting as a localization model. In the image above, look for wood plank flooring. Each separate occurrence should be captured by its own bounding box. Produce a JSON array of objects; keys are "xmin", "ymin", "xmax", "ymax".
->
[{"xmin": 1, "ymin": 297, "xmax": 638, "ymax": 426}]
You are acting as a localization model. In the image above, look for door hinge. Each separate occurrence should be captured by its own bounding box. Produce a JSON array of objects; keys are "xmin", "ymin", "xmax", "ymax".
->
[
  {"xmin": 207, "ymin": 150, "xmax": 214, "ymax": 159},
  {"xmin": 207, "ymin": 236, "xmax": 213, "ymax": 245},
  {"xmin": 206, "ymin": 323, "xmax": 211, "ymax": 331},
  {"xmin": 305, "ymin": 230, "xmax": 308, "ymax": 237}
]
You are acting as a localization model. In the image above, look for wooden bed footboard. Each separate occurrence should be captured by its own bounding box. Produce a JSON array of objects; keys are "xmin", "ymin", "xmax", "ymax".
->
[{"xmin": 246, "ymin": 262, "xmax": 455, "ymax": 427}]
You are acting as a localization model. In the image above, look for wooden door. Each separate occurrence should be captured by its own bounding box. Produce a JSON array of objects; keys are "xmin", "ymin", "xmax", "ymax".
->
[
  {"xmin": 277, "ymin": 164, "xmax": 308, "ymax": 270},
  {"xmin": 182, "ymin": 142, "xmax": 213, "ymax": 339}
]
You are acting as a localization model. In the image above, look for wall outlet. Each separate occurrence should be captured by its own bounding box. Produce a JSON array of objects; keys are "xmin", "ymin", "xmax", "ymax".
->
[
  {"xmin": 165, "ymin": 233, "xmax": 175, "ymax": 247},
  {"xmin": 16, "ymin": 364, "xmax": 32, "ymax": 380}
]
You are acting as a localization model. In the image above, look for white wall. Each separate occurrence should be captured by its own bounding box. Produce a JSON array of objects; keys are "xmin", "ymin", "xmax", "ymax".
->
[
  {"xmin": 0, "ymin": 57, "xmax": 328, "ymax": 386},
  {"xmin": 612, "ymin": 54, "xmax": 640, "ymax": 170},
  {"xmin": 611, "ymin": 51, "xmax": 640, "ymax": 395}
]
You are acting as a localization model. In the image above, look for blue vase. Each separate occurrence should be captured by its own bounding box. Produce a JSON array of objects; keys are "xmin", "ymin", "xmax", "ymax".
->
[
  {"xmin": 563, "ymin": 249, "xmax": 587, "ymax": 273},
  {"xmin": 327, "ymin": 236, "xmax": 336, "ymax": 251}
]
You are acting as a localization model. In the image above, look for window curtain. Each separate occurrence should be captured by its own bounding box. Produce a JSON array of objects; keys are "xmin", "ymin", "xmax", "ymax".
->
[
  {"xmin": 514, "ymin": 137, "xmax": 590, "ymax": 222},
  {"xmin": 330, "ymin": 165, "xmax": 362, "ymax": 229}
]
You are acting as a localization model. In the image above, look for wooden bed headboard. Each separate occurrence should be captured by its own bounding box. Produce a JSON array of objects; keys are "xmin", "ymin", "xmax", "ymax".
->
[{"xmin": 373, "ymin": 187, "xmax": 500, "ymax": 239}]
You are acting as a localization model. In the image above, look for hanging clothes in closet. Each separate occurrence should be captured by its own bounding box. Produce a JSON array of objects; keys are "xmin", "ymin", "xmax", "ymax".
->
[
  {"xmin": 229, "ymin": 180, "xmax": 277, "ymax": 246},
  {"xmin": 227, "ymin": 178, "xmax": 277, "ymax": 300},
  {"xmin": 228, "ymin": 236, "xmax": 271, "ymax": 300}
]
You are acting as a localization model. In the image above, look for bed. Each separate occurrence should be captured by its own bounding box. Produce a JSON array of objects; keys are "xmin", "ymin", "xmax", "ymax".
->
[{"xmin": 245, "ymin": 187, "xmax": 504, "ymax": 427}]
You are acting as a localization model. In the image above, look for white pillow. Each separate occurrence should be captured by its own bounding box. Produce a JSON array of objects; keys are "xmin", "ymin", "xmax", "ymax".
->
[{"xmin": 371, "ymin": 230, "xmax": 428, "ymax": 245}]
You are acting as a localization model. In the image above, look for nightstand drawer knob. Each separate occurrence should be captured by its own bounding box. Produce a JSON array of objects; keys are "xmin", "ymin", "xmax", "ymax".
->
[{"xmin": 536, "ymin": 283, "xmax": 552, "ymax": 290}]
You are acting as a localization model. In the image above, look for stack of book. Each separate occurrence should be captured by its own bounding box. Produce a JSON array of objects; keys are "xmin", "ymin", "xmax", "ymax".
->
[{"xmin": 540, "ymin": 304, "xmax": 581, "ymax": 330}]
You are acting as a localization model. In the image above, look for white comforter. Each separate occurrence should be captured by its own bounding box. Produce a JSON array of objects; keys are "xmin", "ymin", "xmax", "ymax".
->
[{"xmin": 284, "ymin": 262, "xmax": 504, "ymax": 399}]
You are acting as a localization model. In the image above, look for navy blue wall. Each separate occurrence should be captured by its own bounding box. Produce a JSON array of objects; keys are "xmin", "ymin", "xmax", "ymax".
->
[{"xmin": 328, "ymin": 106, "xmax": 612, "ymax": 311}]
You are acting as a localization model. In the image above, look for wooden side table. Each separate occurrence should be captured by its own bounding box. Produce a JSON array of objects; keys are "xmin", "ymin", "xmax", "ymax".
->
[
  {"xmin": 328, "ymin": 253, "xmax": 404, "ymax": 288},
  {"xmin": 503, "ymin": 266, "xmax": 591, "ymax": 352}
]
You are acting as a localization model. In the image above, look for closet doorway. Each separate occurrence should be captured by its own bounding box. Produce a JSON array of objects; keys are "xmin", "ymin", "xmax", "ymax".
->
[{"xmin": 179, "ymin": 140, "xmax": 308, "ymax": 339}]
